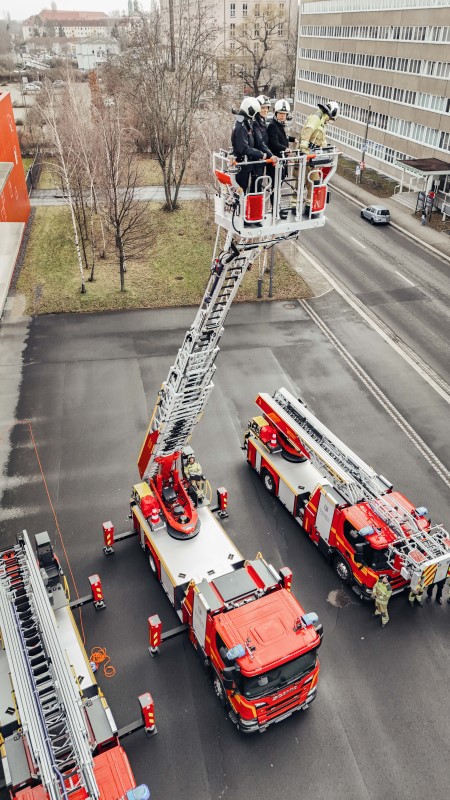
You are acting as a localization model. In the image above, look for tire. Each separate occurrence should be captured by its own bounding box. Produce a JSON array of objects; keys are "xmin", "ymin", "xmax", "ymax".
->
[
  {"xmin": 262, "ymin": 469, "xmax": 276, "ymax": 495},
  {"xmin": 334, "ymin": 555, "xmax": 352, "ymax": 585},
  {"xmin": 370, "ymin": 218, "xmax": 374, "ymax": 224},
  {"xmin": 148, "ymin": 551, "xmax": 157, "ymax": 575},
  {"xmin": 360, "ymin": 210, "xmax": 364, "ymax": 218},
  {"xmin": 213, "ymin": 674, "xmax": 227, "ymax": 707}
]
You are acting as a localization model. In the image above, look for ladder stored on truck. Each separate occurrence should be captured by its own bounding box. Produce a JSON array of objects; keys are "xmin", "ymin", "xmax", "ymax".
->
[
  {"xmin": 137, "ymin": 149, "xmax": 339, "ymax": 482},
  {"xmin": 0, "ymin": 532, "xmax": 98, "ymax": 800},
  {"xmin": 258, "ymin": 387, "xmax": 450, "ymax": 582}
]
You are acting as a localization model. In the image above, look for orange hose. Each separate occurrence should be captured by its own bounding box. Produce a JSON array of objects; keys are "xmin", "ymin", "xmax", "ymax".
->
[{"xmin": 90, "ymin": 646, "xmax": 116, "ymax": 678}]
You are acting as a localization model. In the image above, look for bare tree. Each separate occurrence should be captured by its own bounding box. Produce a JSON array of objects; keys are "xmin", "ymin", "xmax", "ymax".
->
[
  {"xmin": 231, "ymin": 11, "xmax": 287, "ymax": 96},
  {"xmin": 95, "ymin": 100, "xmax": 155, "ymax": 292},
  {"xmin": 124, "ymin": 2, "xmax": 218, "ymax": 211},
  {"xmin": 34, "ymin": 84, "xmax": 87, "ymax": 294}
]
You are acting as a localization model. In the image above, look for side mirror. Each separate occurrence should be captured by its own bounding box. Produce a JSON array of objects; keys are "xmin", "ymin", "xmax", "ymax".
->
[
  {"xmin": 314, "ymin": 623, "xmax": 323, "ymax": 647},
  {"xmin": 222, "ymin": 666, "xmax": 236, "ymax": 690},
  {"xmin": 353, "ymin": 543, "xmax": 365, "ymax": 565}
]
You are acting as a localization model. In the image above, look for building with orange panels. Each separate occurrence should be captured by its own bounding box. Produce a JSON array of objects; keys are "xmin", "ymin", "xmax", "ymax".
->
[{"xmin": 0, "ymin": 91, "xmax": 30, "ymax": 316}]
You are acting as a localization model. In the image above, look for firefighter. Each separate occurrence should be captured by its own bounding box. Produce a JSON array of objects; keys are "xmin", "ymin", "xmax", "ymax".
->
[
  {"xmin": 231, "ymin": 97, "xmax": 264, "ymax": 194},
  {"xmin": 408, "ymin": 576, "xmax": 425, "ymax": 606},
  {"xmin": 372, "ymin": 574, "xmax": 392, "ymax": 627},
  {"xmin": 253, "ymin": 95, "xmax": 276, "ymax": 161},
  {"xmin": 426, "ymin": 576, "xmax": 446, "ymax": 604},
  {"xmin": 299, "ymin": 100, "xmax": 339, "ymax": 214},
  {"xmin": 184, "ymin": 455, "xmax": 206, "ymax": 499},
  {"xmin": 267, "ymin": 99, "xmax": 296, "ymax": 204}
]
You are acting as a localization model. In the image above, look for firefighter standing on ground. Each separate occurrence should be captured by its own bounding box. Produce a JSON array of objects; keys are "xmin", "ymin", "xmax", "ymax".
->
[
  {"xmin": 299, "ymin": 100, "xmax": 339, "ymax": 213},
  {"xmin": 231, "ymin": 97, "xmax": 264, "ymax": 193},
  {"xmin": 372, "ymin": 575, "xmax": 392, "ymax": 627},
  {"xmin": 408, "ymin": 576, "xmax": 425, "ymax": 606}
]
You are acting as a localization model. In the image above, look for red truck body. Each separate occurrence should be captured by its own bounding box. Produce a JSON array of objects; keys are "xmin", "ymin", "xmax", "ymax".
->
[{"xmin": 131, "ymin": 484, "xmax": 322, "ymax": 733}]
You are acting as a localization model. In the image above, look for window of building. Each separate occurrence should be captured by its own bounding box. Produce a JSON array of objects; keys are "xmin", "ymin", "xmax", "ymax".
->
[
  {"xmin": 230, "ymin": 2, "xmax": 235, "ymax": 17},
  {"xmin": 278, "ymin": 22, "xmax": 282, "ymax": 36},
  {"xmin": 242, "ymin": 2, "xmax": 247, "ymax": 16},
  {"xmin": 255, "ymin": 2, "xmax": 260, "ymax": 13},
  {"xmin": 230, "ymin": 22, "xmax": 235, "ymax": 37}
]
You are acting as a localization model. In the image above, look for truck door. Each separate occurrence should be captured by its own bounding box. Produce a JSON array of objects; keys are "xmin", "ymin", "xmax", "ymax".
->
[
  {"xmin": 315, "ymin": 490, "xmax": 336, "ymax": 545},
  {"xmin": 192, "ymin": 589, "xmax": 210, "ymax": 649}
]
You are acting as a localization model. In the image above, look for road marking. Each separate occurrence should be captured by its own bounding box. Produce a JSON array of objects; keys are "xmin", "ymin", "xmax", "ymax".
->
[
  {"xmin": 395, "ymin": 271, "xmax": 415, "ymax": 287},
  {"xmin": 295, "ymin": 242, "xmax": 450, "ymax": 407},
  {"xmin": 299, "ymin": 298, "xmax": 450, "ymax": 489},
  {"xmin": 351, "ymin": 237, "xmax": 366, "ymax": 249}
]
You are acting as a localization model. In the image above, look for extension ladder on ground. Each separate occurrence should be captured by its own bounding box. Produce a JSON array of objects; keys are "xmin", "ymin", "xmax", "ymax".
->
[{"xmin": 0, "ymin": 532, "xmax": 98, "ymax": 800}]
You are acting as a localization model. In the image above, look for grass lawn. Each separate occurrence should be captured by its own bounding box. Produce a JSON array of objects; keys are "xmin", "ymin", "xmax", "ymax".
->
[
  {"xmin": 38, "ymin": 156, "xmax": 200, "ymax": 190},
  {"xmin": 22, "ymin": 157, "xmax": 34, "ymax": 174},
  {"xmin": 17, "ymin": 201, "xmax": 311, "ymax": 314}
]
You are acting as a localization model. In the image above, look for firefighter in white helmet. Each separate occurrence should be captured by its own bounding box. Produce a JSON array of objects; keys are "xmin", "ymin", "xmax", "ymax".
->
[
  {"xmin": 266, "ymin": 99, "xmax": 296, "ymax": 202},
  {"xmin": 300, "ymin": 100, "xmax": 339, "ymax": 214},
  {"xmin": 231, "ymin": 97, "xmax": 264, "ymax": 193}
]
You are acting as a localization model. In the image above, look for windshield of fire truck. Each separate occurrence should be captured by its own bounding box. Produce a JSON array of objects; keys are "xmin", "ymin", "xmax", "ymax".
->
[
  {"xmin": 234, "ymin": 649, "xmax": 317, "ymax": 700},
  {"xmin": 364, "ymin": 544, "xmax": 390, "ymax": 570}
]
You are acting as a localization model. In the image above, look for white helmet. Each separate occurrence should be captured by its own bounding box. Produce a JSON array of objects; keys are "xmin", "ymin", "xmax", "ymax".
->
[
  {"xmin": 240, "ymin": 97, "xmax": 261, "ymax": 119},
  {"xmin": 274, "ymin": 99, "xmax": 290, "ymax": 114},
  {"xmin": 318, "ymin": 100, "xmax": 339, "ymax": 119},
  {"xmin": 256, "ymin": 94, "xmax": 271, "ymax": 108}
]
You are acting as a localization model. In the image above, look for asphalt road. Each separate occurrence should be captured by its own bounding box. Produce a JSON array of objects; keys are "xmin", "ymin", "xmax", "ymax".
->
[
  {"xmin": 1, "ymin": 298, "xmax": 449, "ymax": 800},
  {"xmin": 302, "ymin": 193, "xmax": 450, "ymax": 389}
]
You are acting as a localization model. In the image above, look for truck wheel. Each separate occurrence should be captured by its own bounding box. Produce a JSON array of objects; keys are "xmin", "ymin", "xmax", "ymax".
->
[
  {"xmin": 148, "ymin": 551, "xmax": 157, "ymax": 575},
  {"xmin": 334, "ymin": 555, "xmax": 352, "ymax": 585},
  {"xmin": 262, "ymin": 469, "xmax": 276, "ymax": 495},
  {"xmin": 213, "ymin": 674, "xmax": 227, "ymax": 707}
]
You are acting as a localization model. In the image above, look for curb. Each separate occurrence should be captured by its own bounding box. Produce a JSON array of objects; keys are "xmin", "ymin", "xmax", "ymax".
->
[{"xmin": 330, "ymin": 180, "xmax": 450, "ymax": 267}]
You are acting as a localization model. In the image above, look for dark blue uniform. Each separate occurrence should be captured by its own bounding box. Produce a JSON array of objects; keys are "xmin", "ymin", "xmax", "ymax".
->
[{"xmin": 231, "ymin": 115, "xmax": 263, "ymax": 192}]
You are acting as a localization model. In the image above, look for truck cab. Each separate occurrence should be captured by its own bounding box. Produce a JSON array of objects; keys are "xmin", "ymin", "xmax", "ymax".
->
[{"xmin": 182, "ymin": 556, "xmax": 322, "ymax": 732}]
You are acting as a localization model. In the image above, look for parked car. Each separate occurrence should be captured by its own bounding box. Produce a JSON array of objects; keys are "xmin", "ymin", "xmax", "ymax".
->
[
  {"xmin": 24, "ymin": 83, "xmax": 42, "ymax": 94},
  {"xmin": 53, "ymin": 80, "xmax": 66, "ymax": 88},
  {"xmin": 360, "ymin": 205, "xmax": 391, "ymax": 224}
]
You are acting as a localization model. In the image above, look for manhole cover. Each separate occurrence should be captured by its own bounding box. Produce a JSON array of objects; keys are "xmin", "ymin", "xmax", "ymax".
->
[
  {"xmin": 283, "ymin": 302, "xmax": 297, "ymax": 309},
  {"xmin": 327, "ymin": 589, "xmax": 352, "ymax": 608}
]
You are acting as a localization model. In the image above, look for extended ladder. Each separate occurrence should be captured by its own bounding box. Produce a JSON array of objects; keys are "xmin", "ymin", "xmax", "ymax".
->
[
  {"xmin": 267, "ymin": 387, "xmax": 390, "ymax": 504},
  {"xmin": 0, "ymin": 532, "xmax": 98, "ymax": 800}
]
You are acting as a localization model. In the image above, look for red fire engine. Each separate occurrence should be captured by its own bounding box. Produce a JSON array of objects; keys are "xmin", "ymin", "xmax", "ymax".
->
[
  {"xmin": 244, "ymin": 387, "xmax": 450, "ymax": 599},
  {"xmin": 0, "ymin": 531, "xmax": 150, "ymax": 800},
  {"xmin": 106, "ymin": 148, "xmax": 339, "ymax": 732}
]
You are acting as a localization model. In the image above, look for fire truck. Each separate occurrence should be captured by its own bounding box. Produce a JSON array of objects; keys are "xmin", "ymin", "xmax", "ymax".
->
[
  {"xmin": 104, "ymin": 148, "xmax": 339, "ymax": 732},
  {"xmin": 244, "ymin": 387, "xmax": 450, "ymax": 600},
  {"xmin": 0, "ymin": 530, "xmax": 149, "ymax": 800}
]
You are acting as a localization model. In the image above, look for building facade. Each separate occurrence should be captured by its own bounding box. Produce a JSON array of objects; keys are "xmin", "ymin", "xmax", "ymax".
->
[
  {"xmin": 22, "ymin": 10, "xmax": 109, "ymax": 41},
  {"xmin": 0, "ymin": 91, "xmax": 30, "ymax": 316},
  {"xmin": 294, "ymin": 0, "xmax": 450, "ymax": 189},
  {"xmin": 76, "ymin": 38, "xmax": 120, "ymax": 70}
]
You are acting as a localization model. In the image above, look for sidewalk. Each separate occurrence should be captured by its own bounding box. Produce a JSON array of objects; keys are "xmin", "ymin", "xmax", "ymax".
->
[{"xmin": 330, "ymin": 173, "xmax": 450, "ymax": 265}]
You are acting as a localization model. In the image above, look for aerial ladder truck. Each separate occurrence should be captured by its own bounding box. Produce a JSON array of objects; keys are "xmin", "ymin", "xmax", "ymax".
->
[
  {"xmin": 0, "ymin": 531, "xmax": 149, "ymax": 800},
  {"xmin": 103, "ymin": 148, "xmax": 339, "ymax": 732},
  {"xmin": 244, "ymin": 387, "xmax": 450, "ymax": 600}
]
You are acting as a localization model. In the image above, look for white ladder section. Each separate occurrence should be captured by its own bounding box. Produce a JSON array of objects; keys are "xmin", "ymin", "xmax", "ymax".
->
[
  {"xmin": 271, "ymin": 387, "xmax": 389, "ymax": 504},
  {"xmin": 139, "ymin": 229, "xmax": 295, "ymax": 479},
  {"xmin": 0, "ymin": 532, "xmax": 98, "ymax": 800}
]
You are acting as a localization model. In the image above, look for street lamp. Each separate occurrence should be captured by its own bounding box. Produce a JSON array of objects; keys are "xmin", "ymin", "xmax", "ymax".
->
[{"xmin": 352, "ymin": 94, "xmax": 372, "ymax": 184}]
